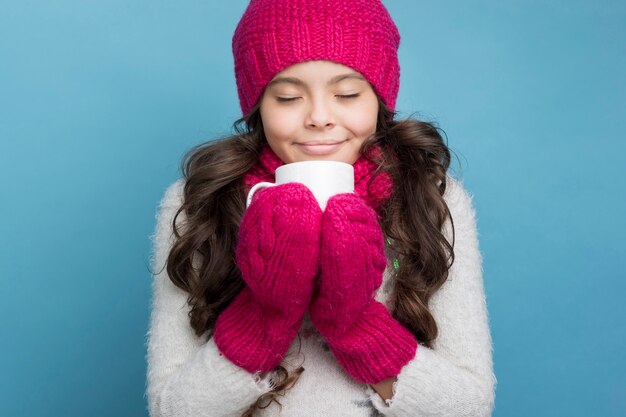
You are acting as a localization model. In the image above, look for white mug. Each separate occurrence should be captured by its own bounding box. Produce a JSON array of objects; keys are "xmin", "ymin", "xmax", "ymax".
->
[{"xmin": 246, "ymin": 160, "xmax": 354, "ymax": 210}]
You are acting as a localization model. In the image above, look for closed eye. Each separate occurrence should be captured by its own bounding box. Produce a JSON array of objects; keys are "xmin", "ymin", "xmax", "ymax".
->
[
  {"xmin": 336, "ymin": 93, "xmax": 360, "ymax": 99},
  {"xmin": 276, "ymin": 96, "xmax": 300, "ymax": 102}
]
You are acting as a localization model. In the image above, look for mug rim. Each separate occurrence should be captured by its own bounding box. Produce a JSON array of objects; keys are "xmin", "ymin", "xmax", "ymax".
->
[{"xmin": 275, "ymin": 160, "xmax": 353, "ymax": 172}]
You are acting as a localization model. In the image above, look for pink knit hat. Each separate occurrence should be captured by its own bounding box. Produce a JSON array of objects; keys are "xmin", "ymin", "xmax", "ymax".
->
[{"xmin": 232, "ymin": 0, "xmax": 401, "ymax": 115}]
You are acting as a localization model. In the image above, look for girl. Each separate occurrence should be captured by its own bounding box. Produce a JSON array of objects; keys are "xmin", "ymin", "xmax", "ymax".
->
[{"xmin": 146, "ymin": 0, "xmax": 496, "ymax": 416}]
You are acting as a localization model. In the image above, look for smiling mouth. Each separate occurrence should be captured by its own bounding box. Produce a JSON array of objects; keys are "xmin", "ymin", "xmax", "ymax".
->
[{"xmin": 296, "ymin": 140, "xmax": 346, "ymax": 155}]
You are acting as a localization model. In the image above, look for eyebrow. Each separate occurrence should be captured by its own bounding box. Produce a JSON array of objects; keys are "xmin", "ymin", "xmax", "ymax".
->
[{"xmin": 267, "ymin": 73, "xmax": 367, "ymax": 88}]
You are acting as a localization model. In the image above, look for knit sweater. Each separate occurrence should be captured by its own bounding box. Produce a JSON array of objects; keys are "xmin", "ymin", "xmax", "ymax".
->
[{"xmin": 145, "ymin": 176, "xmax": 496, "ymax": 417}]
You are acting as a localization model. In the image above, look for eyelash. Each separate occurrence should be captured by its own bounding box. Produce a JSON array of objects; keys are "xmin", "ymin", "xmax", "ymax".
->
[
  {"xmin": 337, "ymin": 93, "xmax": 360, "ymax": 99},
  {"xmin": 276, "ymin": 93, "xmax": 360, "ymax": 102}
]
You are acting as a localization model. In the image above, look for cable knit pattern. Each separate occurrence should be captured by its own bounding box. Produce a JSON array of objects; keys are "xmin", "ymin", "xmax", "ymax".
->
[
  {"xmin": 213, "ymin": 182, "xmax": 322, "ymax": 373},
  {"xmin": 310, "ymin": 193, "xmax": 418, "ymax": 384},
  {"xmin": 146, "ymin": 176, "xmax": 496, "ymax": 417},
  {"xmin": 232, "ymin": 0, "xmax": 401, "ymax": 114}
]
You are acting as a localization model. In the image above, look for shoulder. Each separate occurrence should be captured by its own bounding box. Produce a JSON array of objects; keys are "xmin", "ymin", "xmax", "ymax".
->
[
  {"xmin": 443, "ymin": 175, "xmax": 477, "ymax": 217},
  {"xmin": 150, "ymin": 179, "xmax": 186, "ymax": 270},
  {"xmin": 158, "ymin": 178, "xmax": 185, "ymax": 212},
  {"xmin": 441, "ymin": 175, "xmax": 480, "ymax": 244},
  {"xmin": 154, "ymin": 178, "xmax": 186, "ymax": 237}
]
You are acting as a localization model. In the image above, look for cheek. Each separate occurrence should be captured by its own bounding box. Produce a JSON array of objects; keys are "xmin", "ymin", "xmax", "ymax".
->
[
  {"xmin": 348, "ymin": 104, "xmax": 378, "ymax": 137},
  {"xmin": 262, "ymin": 111, "xmax": 291, "ymax": 143}
]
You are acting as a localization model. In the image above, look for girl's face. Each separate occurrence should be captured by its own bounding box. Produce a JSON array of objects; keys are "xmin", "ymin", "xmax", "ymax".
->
[{"xmin": 259, "ymin": 60, "xmax": 379, "ymax": 164}]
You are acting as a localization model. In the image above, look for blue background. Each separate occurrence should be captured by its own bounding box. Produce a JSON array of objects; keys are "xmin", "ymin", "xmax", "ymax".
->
[{"xmin": 1, "ymin": 1, "xmax": 624, "ymax": 416}]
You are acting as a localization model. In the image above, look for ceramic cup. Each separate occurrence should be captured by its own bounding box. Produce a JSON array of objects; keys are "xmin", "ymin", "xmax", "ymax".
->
[{"xmin": 246, "ymin": 160, "xmax": 354, "ymax": 210}]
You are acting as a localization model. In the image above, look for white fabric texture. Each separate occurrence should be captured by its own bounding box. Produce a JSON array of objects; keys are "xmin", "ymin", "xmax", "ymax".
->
[{"xmin": 145, "ymin": 176, "xmax": 496, "ymax": 417}]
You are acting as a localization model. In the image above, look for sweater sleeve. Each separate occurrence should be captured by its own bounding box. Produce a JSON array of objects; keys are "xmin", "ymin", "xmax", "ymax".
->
[
  {"xmin": 369, "ymin": 177, "xmax": 497, "ymax": 417},
  {"xmin": 145, "ymin": 180, "xmax": 272, "ymax": 417}
]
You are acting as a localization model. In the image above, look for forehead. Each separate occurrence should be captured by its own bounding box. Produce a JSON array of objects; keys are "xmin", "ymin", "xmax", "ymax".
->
[{"xmin": 267, "ymin": 60, "xmax": 368, "ymax": 88}]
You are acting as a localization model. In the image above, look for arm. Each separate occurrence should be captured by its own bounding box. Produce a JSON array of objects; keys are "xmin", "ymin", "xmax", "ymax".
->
[
  {"xmin": 145, "ymin": 180, "xmax": 271, "ymax": 417},
  {"xmin": 368, "ymin": 177, "xmax": 497, "ymax": 416}
]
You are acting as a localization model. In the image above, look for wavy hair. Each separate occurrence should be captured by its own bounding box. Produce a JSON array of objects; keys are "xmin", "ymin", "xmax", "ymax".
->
[{"xmin": 165, "ymin": 98, "xmax": 454, "ymax": 415}]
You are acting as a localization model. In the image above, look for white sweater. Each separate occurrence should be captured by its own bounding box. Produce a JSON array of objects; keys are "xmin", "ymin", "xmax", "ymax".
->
[{"xmin": 146, "ymin": 176, "xmax": 496, "ymax": 417}]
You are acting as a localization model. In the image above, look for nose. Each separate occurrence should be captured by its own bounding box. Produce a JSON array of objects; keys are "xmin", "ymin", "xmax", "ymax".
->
[{"xmin": 305, "ymin": 97, "xmax": 335, "ymax": 129}]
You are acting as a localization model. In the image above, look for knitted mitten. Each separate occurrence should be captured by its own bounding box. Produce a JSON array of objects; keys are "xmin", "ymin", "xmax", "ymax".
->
[
  {"xmin": 213, "ymin": 182, "xmax": 322, "ymax": 373},
  {"xmin": 310, "ymin": 193, "xmax": 418, "ymax": 384}
]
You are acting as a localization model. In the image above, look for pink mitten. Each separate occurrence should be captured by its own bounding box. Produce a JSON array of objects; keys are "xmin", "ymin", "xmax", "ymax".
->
[
  {"xmin": 310, "ymin": 193, "xmax": 418, "ymax": 384},
  {"xmin": 213, "ymin": 183, "xmax": 322, "ymax": 373}
]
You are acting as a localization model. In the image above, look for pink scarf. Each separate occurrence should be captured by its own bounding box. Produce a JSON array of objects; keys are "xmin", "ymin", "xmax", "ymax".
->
[{"xmin": 243, "ymin": 145, "xmax": 393, "ymax": 210}]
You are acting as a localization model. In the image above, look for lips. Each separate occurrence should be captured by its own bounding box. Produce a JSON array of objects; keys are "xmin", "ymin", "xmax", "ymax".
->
[{"xmin": 296, "ymin": 140, "xmax": 346, "ymax": 155}]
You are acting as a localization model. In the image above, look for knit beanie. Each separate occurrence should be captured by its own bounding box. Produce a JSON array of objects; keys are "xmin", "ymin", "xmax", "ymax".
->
[{"xmin": 232, "ymin": 0, "xmax": 401, "ymax": 115}]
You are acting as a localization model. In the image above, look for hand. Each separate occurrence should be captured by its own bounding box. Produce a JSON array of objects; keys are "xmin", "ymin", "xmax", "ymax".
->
[
  {"xmin": 310, "ymin": 193, "xmax": 387, "ymax": 338},
  {"xmin": 214, "ymin": 183, "xmax": 322, "ymax": 373},
  {"xmin": 310, "ymin": 193, "xmax": 417, "ymax": 384},
  {"xmin": 237, "ymin": 183, "xmax": 322, "ymax": 312}
]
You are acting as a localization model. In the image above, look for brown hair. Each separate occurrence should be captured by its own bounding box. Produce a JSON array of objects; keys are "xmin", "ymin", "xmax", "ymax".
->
[{"xmin": 165, "ymin": 98, "xmax": 454, "ymax": 414}]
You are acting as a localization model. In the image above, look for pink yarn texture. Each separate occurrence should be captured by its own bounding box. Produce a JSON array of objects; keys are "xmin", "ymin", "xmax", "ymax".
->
[
  {"xmin": 245, "ymin": 145, "xmax": 394, "ymax": 210},
  {"xmin": 310, "ymin": 193, "xmax": 418, "ymax": 384},
  {"xmin": 232, "ymin": 0, "xmax": 401, "ymax": 115},
  {"xmin": 213, "ymin": 182, "xmax": 322, "ymax": 373},
  {"xmin": 217, "ymin": 145, "xmax": 415, "ymax": 380}
]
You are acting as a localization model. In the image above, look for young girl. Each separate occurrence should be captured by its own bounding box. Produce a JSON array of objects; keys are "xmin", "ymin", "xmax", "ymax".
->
[{"xmin": 146, "ymin": 0, "xmax": 496, "ymax": 416}]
